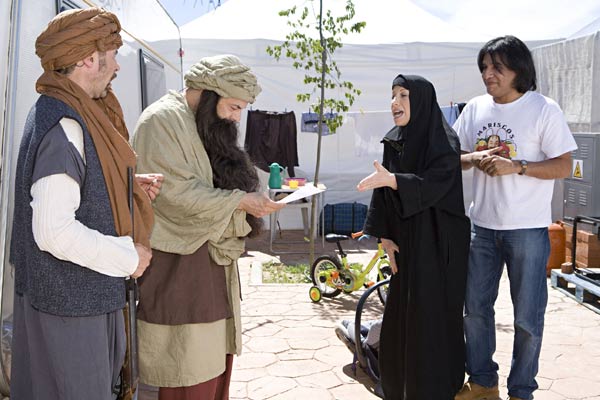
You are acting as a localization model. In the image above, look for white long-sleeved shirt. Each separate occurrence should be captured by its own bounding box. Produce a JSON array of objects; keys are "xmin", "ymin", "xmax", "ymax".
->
[{"xmin": 30, "ymin": 117, "xmax": 138, "ymax": 277}]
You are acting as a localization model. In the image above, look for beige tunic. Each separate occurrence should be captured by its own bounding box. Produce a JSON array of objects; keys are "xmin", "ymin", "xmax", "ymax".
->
[{"xmin": 132, "ymin": 90, "xmax": 249, "ymax": 387}]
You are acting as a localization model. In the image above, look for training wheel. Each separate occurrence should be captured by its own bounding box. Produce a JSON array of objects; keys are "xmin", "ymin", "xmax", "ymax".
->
[{"xmin": 309, "ymin": 286, "xmax": 322, "ymax": 302}]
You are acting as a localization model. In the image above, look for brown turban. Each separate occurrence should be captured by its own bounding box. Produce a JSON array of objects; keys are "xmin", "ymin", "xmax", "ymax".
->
[
  {"xmin": 35, "ymin": 7, "xmax": 122, "ymax": 71},
  {"xmin": 185, "ymin": 55, "xmax": 262, "ymax": 103}
]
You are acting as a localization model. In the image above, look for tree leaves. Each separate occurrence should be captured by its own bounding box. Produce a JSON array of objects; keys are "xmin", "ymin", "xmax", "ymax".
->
[{"xmin": 265, "ymin": 0, "xmax": 365, "ymax": 134}]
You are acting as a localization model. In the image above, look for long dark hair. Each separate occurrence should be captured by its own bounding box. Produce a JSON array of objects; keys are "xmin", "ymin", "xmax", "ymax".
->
[
  {"xmin": 477, "ymin": 35, "xmax": 537, "ymax": 93},
  {"xmin": 195, "ymin": 90, "xmax": 263, "ymax": 237}
]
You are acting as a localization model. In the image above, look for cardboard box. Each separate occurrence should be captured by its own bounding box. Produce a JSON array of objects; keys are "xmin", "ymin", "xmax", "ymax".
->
[{"xmin": 564, "ymin": 224, "xmax": 600, "ymax": 268}]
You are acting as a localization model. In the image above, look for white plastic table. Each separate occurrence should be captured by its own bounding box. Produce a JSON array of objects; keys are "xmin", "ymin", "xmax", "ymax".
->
[{"xmin": 268, "ymin": 183, "xmax": 326, "ymax": 253}]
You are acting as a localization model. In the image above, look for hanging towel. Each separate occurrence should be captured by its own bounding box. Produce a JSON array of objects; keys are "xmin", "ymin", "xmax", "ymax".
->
[{"xmin": 244, "ymin": 110, "xmax": 299, "ymax": 177}]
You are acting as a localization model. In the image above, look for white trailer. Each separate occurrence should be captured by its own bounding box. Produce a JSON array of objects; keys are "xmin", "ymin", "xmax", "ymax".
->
[{"xmin": 0, "ymin": 0, "xmax": 183, "ymax": 394}]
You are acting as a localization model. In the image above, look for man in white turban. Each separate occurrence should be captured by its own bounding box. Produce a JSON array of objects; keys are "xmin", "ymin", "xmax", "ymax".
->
[{"xmin": 132, "ymin": 54, "xmax": 283, "ymax": 399}]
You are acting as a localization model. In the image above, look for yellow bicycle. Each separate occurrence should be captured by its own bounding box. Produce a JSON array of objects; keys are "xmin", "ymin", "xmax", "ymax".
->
[{"xmin": 309, "ymin": 231, "xmax": 392, "ymax": 304}]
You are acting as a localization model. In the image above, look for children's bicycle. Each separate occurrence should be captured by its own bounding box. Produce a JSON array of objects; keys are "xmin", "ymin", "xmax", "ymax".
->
[{"xmin": 309, "ymin": 232, "xmax": 392, "ymax": 305}]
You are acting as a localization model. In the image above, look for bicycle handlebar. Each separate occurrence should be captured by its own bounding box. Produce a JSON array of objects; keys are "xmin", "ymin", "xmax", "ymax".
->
[{"xmin": 351, "ymin": 231, "xmax": 363, "ymax": 239}]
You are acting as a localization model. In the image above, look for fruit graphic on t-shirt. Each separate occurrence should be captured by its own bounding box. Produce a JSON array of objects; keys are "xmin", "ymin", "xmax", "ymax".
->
[
  {"xmin": 475, "ymin": 139, "xmax": 487, "ymax": 151},
  {"xmin": 505, "ymin": 141, "xmax": 517, "ymax": 158},
  {"xmin": 474, "ymin": 135, "xmax": 515, "ymax": 159},
  {"xmin": 497, "ymin": 142, "xmax": 511, "ymax": 158}
]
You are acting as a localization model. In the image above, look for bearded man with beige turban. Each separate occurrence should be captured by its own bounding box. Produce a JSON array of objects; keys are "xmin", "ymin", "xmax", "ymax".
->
[
  {"xmin": 10, "ymin": 8, "xmax": 161, "ymax": 400},
  {"xmin": 132, "ymin": 54, "xmax": 284, "ymax": 399}
]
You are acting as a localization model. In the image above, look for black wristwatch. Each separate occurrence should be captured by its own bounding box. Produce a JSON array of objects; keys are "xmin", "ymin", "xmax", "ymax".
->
[{"xmin": 518, "ymin": 159, "xmax": 528, "ymax": 175}]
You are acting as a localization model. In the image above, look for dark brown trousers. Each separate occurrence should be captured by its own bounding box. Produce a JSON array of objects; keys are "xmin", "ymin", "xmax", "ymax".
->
[{"xmin": 158, "ymin": 354, "xmax": 234, "ymax": 400}]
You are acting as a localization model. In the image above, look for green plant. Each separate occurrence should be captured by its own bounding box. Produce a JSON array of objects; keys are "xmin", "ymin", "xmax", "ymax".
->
[
  {"xmin": 261, "ymin": 261, "xmax": 312, "ymax": 284},
  {"xmin": 266, "ymin": 0, "xmax": 365, "ymax": 263},
  {"xmin": 266, "ymin": 1, "xmax": 365, "ymax": 134}
]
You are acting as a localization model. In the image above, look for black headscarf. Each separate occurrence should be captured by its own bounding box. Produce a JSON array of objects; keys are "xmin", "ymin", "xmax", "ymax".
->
[
  {"xmin": 384, "ymin": 74, "xmax": 460, "ymax": 175},
  {"xmin": 364, "ymin": 75, "xmax": 465, "ymax": 238}
]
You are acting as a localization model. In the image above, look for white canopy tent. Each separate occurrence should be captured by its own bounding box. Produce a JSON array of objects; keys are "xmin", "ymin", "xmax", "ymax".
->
[
  {"xmin": 570, "ymin": 16, "xmax": 600, "ymax": 40},
  {"xmin": 180, "ymin": 0, "xmax": 491, "ymax": 44},
  {"xmin": 534, "ymin": 19, "xmax": 600, "ymax": 133},
  {"xmin": 532, "ymin": 20, "xmax": 600, "ymax": 220},
  {"xmin": 177, "ymin": 0, "xmax": 487, "ymax": 209},
  {"xmin": 164, "ymin": 0, "xmax": 598, "ymax": 223}
]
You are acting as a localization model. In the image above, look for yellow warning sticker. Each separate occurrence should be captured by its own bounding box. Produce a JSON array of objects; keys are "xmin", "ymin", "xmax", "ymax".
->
[{"xmin": 572, "ymin": 159, "xmax": 583, "ymax": 179}]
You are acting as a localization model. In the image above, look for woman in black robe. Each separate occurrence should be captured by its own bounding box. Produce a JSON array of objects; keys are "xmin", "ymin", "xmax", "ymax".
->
[{"xmin": 358, "ymin": 75, "xmax": 470, "ymax": 400}]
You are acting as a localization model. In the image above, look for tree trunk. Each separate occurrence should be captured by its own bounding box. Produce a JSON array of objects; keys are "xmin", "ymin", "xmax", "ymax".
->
[{"xmin": 309, "ymin": 0, "xmax": 327, "ymax": 265}]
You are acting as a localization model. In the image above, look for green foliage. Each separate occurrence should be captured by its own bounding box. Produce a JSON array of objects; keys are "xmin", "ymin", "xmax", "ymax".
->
[
  {"xmin": 266, "ymin": 1, "xmax": 365, "ymax": 134},
  {"xmin": 261, "ymin": 261, "xmax": 312, "ymax": 284}
]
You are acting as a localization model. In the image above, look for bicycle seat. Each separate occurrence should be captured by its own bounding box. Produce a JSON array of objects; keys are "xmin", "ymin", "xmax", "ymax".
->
[{"xmin": 325, "ymin": 233, "xmax": 350, "ymax": 243}]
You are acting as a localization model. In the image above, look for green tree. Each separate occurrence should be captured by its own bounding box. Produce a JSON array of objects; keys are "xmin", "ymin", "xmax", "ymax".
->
[{"xmin": 266, "ymin": 0, "xmax": 365, "ymax": 263}]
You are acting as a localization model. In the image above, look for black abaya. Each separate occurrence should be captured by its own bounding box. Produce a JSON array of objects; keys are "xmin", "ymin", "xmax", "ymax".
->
[{"xmin": 363, "ymin": 75, "xmax": 470, "ymax": 400}]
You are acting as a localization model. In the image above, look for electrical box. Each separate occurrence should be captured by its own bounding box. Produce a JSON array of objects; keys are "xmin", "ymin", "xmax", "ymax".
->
[{"xmin": 564, "ymin": 133, "xmax": 600, "ymax": 219}]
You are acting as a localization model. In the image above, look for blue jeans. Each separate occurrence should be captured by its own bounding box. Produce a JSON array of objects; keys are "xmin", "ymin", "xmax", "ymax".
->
[{"xmin": 464, "ymin": 225, "xmax": 550, "ymax": 400}]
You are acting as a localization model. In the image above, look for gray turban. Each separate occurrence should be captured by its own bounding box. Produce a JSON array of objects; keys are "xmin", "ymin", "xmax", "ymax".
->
[{"xmin": 184, "ymin": 54, "xmax": 261, "ymax": 103}]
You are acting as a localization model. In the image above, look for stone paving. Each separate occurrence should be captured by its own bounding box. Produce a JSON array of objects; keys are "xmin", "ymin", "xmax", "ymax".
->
[{"xmin": 140, "ymin": 230, "xmax": 600, "ymax": 400}]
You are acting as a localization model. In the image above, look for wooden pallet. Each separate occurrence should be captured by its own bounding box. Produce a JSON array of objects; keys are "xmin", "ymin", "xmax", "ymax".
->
[{"xmin": 551, "ymin": 270, "xmax": 600, "ymax": 314}]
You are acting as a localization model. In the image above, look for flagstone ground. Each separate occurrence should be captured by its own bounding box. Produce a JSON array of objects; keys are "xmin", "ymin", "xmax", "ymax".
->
[{"xmin": 139, "ymin": 230, "xmax": 600, "ymax": 400}]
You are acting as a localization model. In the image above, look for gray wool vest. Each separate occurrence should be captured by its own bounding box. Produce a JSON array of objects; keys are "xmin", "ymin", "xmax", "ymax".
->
[{"xmin": 10, "ymin": 95, "xmax": 126, "ymax": 317}]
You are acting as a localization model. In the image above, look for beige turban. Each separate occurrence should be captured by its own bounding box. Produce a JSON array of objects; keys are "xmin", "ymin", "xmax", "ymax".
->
[
  {"xmin": 35, "ymin": 7, "xmax": 122, "ymax": 71},
  {"xmin": 185, "ymin": 54, "xmax": 262, "ymax": 103}
]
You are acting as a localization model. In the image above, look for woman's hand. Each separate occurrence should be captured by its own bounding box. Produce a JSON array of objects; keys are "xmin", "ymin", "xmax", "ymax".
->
[
  {"xmin": 357, "ymin": 161, "xmax": 397, "ymax": 191},
  {"xmin": 135, "ymin": 173, "xmax": 164, "ymax": 201},
  {"xmin": 469, "ymin": 147, "xmax": 502, "ymax": 170},
  {"xmin": 381, "ymin": 238, "xmax": 399, "ymax": 274}
]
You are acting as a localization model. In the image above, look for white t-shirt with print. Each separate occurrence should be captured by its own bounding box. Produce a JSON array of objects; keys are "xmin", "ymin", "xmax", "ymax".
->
[{"xmin": 453, "ymin": 91, "xmax": 577, "ymax": 230}]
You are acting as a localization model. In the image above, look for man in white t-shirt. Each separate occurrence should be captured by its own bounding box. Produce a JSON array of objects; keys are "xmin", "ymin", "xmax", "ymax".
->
[{"xmin": 453, "ymin": 36, "xmax": 577, "ymax": 400}]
